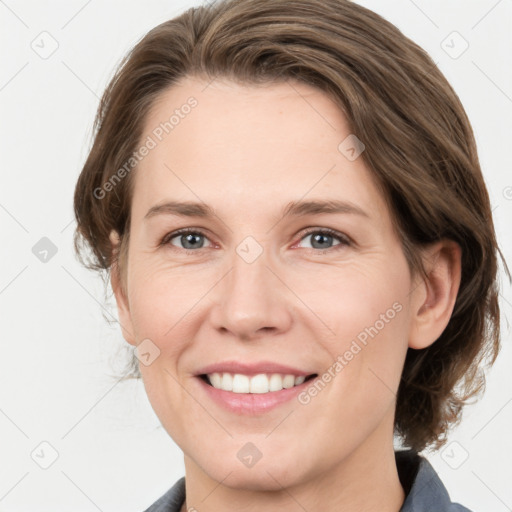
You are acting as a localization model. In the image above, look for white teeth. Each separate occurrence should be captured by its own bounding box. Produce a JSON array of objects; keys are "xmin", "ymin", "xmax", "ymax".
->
[
  {"xmin": 282, "ymin": 375, "xmax": 295, "ymax": 389},
  {"xmin": 269, "ymin": 373, "xmax": 283, "ymax": 392},
  {"xmin": 232, "ymin": 374, "xmax": 250, "ymax": 393},
  {"xmin": 294, "ymin": 375, "xmax": 306, "ymax": 385},
  {"xmin": 206, "ymin": 372, "xmax": 309, "ymax": 393},
  {"xmin": 221, "ymin": 372, "xmax": 233, "ymax": 391},
  {"xmin": 250, "ymin": 374, "xmax": 269, "ymax": 393},
  {"xmin": 209, "ymin": 372, "xmax": 222, "ymax": 389}
]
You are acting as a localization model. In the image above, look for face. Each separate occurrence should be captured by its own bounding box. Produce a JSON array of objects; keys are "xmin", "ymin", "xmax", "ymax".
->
[{"xmin": 113, "ymin": 76, "xmax": 423, "ymax": 490}]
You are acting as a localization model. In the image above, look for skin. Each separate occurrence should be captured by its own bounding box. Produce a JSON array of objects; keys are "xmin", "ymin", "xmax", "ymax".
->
[{"xmin": 109, "ymin": 76, "xmax": 461, "ymax": 512}]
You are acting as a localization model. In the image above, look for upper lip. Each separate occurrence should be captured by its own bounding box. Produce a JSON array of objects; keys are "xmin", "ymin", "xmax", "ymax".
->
[{"xmin": 196, "ymin": 360, "xmax": 315, "ymax": 377}]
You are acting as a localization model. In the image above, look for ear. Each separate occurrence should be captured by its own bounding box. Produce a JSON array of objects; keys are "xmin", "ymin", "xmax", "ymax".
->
[
  {"xmin": 408, "ymin": 239, "xmax": 462, "ymax": 350},
  {"xmin": 109, "ymin": 229, "xmax": 136, "ymax": 346}
]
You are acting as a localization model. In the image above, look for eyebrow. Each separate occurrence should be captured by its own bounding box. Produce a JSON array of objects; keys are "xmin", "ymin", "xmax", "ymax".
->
[{"xmin": 144, "ymin": 199, "xmax": 369, "ymax": 221}]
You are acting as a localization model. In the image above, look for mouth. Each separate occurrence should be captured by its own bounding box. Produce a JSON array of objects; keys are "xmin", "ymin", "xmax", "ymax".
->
[{"xmin": 199, "ymin": 372, "xmax": 318, "ymax": 394}]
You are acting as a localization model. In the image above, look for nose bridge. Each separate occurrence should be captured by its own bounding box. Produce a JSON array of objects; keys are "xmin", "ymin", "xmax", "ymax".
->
[{"xmin": 211, "ymin": 235, "xmax": 291, "ymax": 338}]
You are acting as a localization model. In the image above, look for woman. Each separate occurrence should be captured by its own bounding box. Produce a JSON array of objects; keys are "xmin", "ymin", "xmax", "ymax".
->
[{"xmin": 73, "ymin": 0, "xmax": 508, "ymax": 510}]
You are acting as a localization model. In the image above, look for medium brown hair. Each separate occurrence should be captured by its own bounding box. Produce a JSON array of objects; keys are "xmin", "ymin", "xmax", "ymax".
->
[{"xmin": 73, "ymin": 0, "xmax": 509, "ymax": 453}]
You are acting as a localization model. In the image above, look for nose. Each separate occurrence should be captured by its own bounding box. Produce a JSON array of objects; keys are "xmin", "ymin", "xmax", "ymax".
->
[{"xmin": 209, "ymin": 246, "xmax": 292, "ymax": 342}]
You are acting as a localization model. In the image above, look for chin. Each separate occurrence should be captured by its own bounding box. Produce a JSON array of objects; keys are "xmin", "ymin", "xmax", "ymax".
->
[{"xmin": 196, "ymin": 453, "xmax": 311, "ymax": 492}]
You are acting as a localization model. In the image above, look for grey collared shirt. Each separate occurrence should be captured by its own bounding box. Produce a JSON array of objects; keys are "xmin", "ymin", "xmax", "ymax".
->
[{"xmin": 143, "ymin": 449, "xmax": 472, "ymax": 511}]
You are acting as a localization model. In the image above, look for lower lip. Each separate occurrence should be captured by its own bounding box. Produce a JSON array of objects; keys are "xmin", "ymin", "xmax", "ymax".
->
[{"xmin": 196, "ymin": 376, "xmax": 315, "ymax": 415}]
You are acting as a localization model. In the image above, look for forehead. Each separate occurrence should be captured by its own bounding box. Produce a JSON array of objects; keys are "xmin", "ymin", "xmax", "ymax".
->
[{"xmin": 131, "ymin": 76, "xmax": 389, "ymax": 224}]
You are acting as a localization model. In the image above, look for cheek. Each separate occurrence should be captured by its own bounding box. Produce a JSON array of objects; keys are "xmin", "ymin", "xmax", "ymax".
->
[
  {"xmin": 299, "ymin": 258, "xmax": 409, "ymax": 340},
  {"xmin": 127, "ymin": 261, "xmax": 205, "ymax": 339},
  {"xmin": 308, "ymin": 262, "xmax": 411, "ymax": 399},
  {"xmin": 309, "ymin": 300, "xmax": 409, "ymax": 452}
]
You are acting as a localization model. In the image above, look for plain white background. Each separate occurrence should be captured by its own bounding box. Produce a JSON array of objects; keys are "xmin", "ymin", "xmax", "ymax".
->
[{"xmin": 1, "ymin": 0, "xmax": 511, "ymax": 510}]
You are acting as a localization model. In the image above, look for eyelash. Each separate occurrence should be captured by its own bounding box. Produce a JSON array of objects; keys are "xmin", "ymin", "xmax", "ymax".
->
[{"xmin": 160, "ymin": 227, "xmax": 352, "ymax": 254}]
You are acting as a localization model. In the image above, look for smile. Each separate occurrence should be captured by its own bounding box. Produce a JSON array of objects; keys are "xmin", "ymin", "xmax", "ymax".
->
[
  {"xmin": 202, "ymin": 372, "xmax": 317, "ymax": 393},
  {"xmin": 196, "ymin": 372, "xmax": 319, "ymax": 415}
]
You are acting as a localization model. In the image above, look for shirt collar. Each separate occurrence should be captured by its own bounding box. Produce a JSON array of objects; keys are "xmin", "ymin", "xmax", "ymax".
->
[{"xmin": 396, "ymin": 449, "xmax": 461, "ymax": 511}]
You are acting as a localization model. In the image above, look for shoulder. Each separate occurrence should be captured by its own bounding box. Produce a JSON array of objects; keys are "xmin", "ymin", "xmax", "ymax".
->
[
  {"xmin": 396, "ymin": 449, "xmax": 474, "ymax": 512},
  {"xmin": 142, "ymin": 476, "xmax": 186, "ymax": 512}
]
